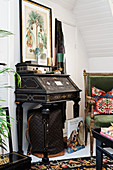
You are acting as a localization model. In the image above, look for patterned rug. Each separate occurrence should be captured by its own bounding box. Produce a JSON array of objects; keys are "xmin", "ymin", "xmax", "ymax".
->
[{"xmin": 31, "ymin": 155, "xmax": 113, "ymax": 169}]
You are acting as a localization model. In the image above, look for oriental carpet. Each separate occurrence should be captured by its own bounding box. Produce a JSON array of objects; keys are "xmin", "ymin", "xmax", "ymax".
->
[{"xmin": 31, "ymin": 155, "xmax": 113, "ymax": 169}]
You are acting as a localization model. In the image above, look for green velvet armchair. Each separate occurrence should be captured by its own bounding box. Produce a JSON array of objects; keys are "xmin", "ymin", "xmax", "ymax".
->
[{"xmin": 83, "ymin": 70, "xmax": 113, "ymax": 157}]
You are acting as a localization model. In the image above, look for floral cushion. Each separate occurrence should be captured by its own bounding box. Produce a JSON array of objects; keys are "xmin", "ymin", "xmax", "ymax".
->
[
  {"xmin": 107, "ymin": 91, "xmax": 113, "ymax": 114},
  {"xmin": 92, "ymin": 87, "xmax": 113, "ymax": 114},
  {"xmin": 92, "ymin": 87, "xmax": 105, "ymax": 97}
]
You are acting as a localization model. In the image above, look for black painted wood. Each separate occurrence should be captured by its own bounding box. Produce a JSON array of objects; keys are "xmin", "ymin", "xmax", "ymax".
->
[
  {"xmin": 0, "ymin": 152, "xmax": 31, "ymax": 170},
  {"xmin": 16, "ymin": 103, "xmax": 23, "ymax": 154},
  {"xmin": 15, "ymin": 63, "xmax": 81, "ymax": 163},
  {"xmin": 96, "ymin": 139, "xmax": 103, "ymax": 170},
  {"xmin": 0, "ymin": 107, "xmax": 31, "ymax": 169},
  {"xmin": 92, "ymin": 128, "xmax": 113, "ymax": 170},
  {"xmin": 42, "ymin": 104, "xmax": 50, "ymax": 163}
]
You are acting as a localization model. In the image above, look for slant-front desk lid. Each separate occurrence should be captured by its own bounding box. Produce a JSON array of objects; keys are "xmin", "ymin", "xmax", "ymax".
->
[
  {"xmin": 15, "ymin": 73, "xmax": 81, "ymax": 103},
  {"xmin": 16, "ymin": 73, "xmax": 80, "ymax": 93}
]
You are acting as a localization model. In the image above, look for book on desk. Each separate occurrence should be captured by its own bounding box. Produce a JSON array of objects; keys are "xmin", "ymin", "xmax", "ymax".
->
[
  {"xmin": 101, "ymin": 127, "xmax": 113, "ymax": 137},
  {"xmin": 100, "ymin": 131, "xmax": 113, "ymax": 140},
  {"xmin": 100, "ymin": 124, "xmax": 113, "ymax": 140}
]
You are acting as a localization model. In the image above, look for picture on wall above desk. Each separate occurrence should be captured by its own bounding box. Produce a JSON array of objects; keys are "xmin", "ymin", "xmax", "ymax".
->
[{"xmin": 19, "ymin": 0, "xmax": 52, "ymax": 65}]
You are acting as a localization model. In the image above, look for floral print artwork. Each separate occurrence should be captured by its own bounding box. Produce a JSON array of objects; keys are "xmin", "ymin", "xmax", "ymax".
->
[{"xmin": 21, "ymin": 0, "xmax": 52, "ymax": 64}]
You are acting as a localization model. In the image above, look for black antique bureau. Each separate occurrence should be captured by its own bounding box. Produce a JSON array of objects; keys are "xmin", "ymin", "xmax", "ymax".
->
[{"xmin": 15, "ymin": 62, "xmax": 81, "ymax": 163}]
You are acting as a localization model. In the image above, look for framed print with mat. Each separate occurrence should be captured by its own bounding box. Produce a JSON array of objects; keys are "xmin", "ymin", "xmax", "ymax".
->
[{"xmin": 19, "ymin": 0, "xmax": 52, "ymax": 65}]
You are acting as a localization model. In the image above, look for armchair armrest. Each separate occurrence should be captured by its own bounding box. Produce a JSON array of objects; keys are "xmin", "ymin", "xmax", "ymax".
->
[
  {"xmin": 86, "ymin": 95, "xmax": 95, "ymax": 120},
  {"xmin": 86, "ymin": 96, "xmax": 95, "ymax": 105}
]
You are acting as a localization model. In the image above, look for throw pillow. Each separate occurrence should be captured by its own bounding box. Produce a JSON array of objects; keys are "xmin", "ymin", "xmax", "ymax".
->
[
  {"xmin": 107, "ymin": 91, "xmax": 113, "ymax": 114},
  {"xmin": 91, "ymin": 87, "xmax": 113, "ymax": 114},
  {"xmin": 92, "ymin": 86, "xmax": 105, "ymax": 97}
]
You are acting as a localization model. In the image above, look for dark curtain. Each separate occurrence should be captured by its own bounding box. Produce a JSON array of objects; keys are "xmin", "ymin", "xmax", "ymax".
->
[
  {"xmin": 55, "ymin": 18, "xmax": 65, "ymax": 66},
  {"xmin": 55, "ymin": 19, "xmax": 66, "ymax": 127}
]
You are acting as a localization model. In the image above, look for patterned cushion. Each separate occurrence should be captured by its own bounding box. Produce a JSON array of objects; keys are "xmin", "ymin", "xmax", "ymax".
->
[
  {"xmin": 92, "ymin": 87, "xmax": 113, "ymax": 114},
  {"xmin": 92, "ymin": 87, "xmax": 105, "ymax": 97},
  {"xmin": 107, "ymin": 91, "xmax": 113, "ymax": 114}
]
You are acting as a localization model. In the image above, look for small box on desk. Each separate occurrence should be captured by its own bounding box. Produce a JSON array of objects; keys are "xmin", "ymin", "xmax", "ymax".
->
[{"xmin": 0, "ymin": 152, "xmax": 31, "ymax": 170}]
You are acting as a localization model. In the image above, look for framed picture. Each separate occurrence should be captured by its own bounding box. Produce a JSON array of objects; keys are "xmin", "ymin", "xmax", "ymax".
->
[{"xmin": 19, "ymin": 0, "xmax": 52, "ymax": 65}]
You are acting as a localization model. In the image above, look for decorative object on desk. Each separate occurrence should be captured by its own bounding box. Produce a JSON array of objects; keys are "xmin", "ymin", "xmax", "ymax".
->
[
  {"xmin": 46, "ymin": 71, "xmax": 54, "ymax": 74},
  {"xmin": 54, "ymin": 70, "xmax": 61, "ymax": 74},
  {"xmin": 16, "ymin": 61, "xmax": 57, "ymax": 73},
  {"xmin": 35, "ymin": 47, "xmax": 39, "ymax": 62},
  {"xmin": 55, "ymin": 18, "xmax": 65, "ymax": 67},
  {"xmin": 66, "ymin": 117, "xmax": 85, "ymax": 153},
  {"xmin": 34, "ymin": 69, "xmax": 42, "ymax": 74},
  {"xmin": 19, "ymin": 0, "xmax": 52, "ymax": 65},
  {"xmin": 57, "ymin": 53, "xmax": 64, "ymax": 74},
  {"xmin": 31, "ymin": 155, "xmax": 113, "ymax": 169}
]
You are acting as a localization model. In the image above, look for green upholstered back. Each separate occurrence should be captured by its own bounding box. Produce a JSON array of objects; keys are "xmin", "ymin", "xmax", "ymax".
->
[{"xmin": 88, "ymin": 75, "xmax": 113, "ymax": 96}]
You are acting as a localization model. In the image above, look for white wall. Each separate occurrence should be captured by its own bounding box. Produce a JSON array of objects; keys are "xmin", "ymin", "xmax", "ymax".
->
[
  {"xmin": 88, "ymin": 57, "xmax": 113, "ymax": 72},
  {"xmin": 0, "ymin": 0, "xmax": 89, "ymax": 153},
  {"xmin": 0, "ymin": 0, "xmax": 16, "ymax": 153},
  {"xmin": 62, "ymin": 23, "xmax": 77, "ymax": 122},
  {"xmin": 76, "ymin": 29, "xmax": 89, "ymax": 117}
]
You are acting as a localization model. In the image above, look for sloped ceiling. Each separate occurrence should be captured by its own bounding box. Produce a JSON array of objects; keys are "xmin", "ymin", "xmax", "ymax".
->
[
  {"xmin": 50, "ymin": 0, "xmax": 113, "ymax": 58},
  {"xmin": 73, "ymin": 0, "xmax": 113, "ymax": 58},
  {"xmin": 51, "ymin": 0, "xmax": 77, "ymax": 11}
]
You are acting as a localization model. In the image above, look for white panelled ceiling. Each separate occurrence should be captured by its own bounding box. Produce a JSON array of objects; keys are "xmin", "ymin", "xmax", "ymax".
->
[
  {"xmin": 74, "ymin": 0, "xmax": 113, "ymax": 58},
  {"xmin": 51, "ymin": 0, "xmax": 77, "ymax": 11},
  {"xmin": 49, "ymin": 0, "xmax": 113, "ymax": 58}
]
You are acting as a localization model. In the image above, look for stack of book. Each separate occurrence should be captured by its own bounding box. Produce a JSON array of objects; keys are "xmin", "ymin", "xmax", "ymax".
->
[{"xmin": 100, "ymin": 124, "xmax": 113, "ymax": 140}]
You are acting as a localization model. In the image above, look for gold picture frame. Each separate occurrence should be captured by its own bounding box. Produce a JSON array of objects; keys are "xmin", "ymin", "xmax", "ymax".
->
[{"xmin": 19, "ymin": 0, "xmax": 52, "ymax": 65}]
